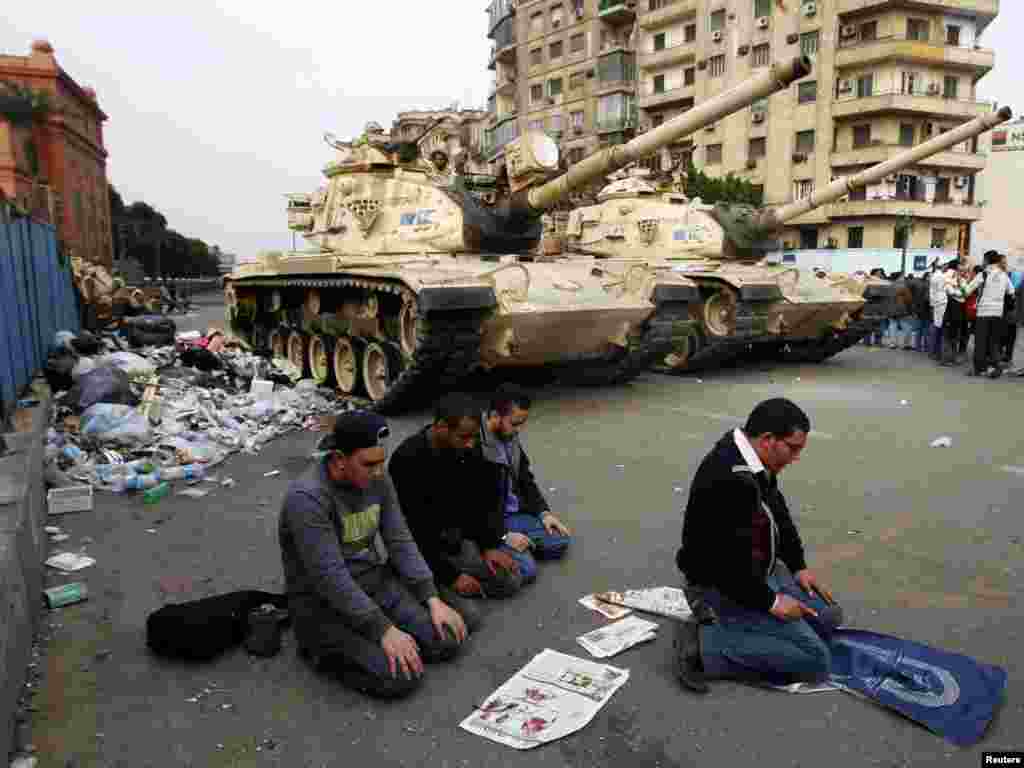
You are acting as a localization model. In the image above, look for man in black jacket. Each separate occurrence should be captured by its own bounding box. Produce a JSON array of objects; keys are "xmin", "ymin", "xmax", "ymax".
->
[
  {"xmin": 389, "ymin": 393, "xmax": 526, "ymax": 601},
  {"xmin": 674, "ymin": 398, "xmax": 842, "ymax": 694}
]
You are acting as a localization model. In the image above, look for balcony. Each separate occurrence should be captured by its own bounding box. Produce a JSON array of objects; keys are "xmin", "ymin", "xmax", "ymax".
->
[
  {"xmin": 487, "ymin": 0, "xmax": 516, "ymax": 38},
  {"xmin": 831, "ymin": 142, "xmax": 987, "ymax": 171},
  {"xmin": 599, "ymin": 0, "xmax": 637, "ymax": 24},
  {"xmin": 638, "ymin": 82, "xmax": 695, "ymax": 110},
  {"xmin": 835, "ymin": 36, "xmax": 995, "ymax": 78},
  {"xmin": 828, "ymin": 198, "xmax": 983, "ymax": 221},
  {"xmin": 595, "ymin": 113, "xmax": 638, "ymax": 135},
  {"xmin": 837, "ymin": 0, "xmax": 999, "ymax": 34},
  {"xmin": 832, "ymin": 90, "xmax": 994, "ymax": 120},
  {"xmin": 639, "ymin": 0, "xmax": 698, "ymax": 29},
  {"xmin": 640, "ymin": 41, "xmax": 696, "ymax": 70}
]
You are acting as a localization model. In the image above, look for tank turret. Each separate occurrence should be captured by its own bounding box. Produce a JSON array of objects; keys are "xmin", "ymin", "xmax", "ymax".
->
[{"xmin": 558, "ymin": 107, "xmax": 1013, "ymax": 372}]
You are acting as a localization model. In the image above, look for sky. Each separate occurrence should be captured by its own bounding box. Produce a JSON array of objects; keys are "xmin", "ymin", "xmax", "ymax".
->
[{"xmin": 1, "ymin": 2, "xmax": 1020, "ymax": 261}]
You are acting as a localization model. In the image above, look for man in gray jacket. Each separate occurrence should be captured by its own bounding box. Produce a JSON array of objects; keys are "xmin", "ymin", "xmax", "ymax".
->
[
  {"xmin": 279, "ymin": 411, "xmax": 472, "ymax": 698},
  {"xmin": 966, "ymin": 251, "xmax": 1015, "ymax": 378}
]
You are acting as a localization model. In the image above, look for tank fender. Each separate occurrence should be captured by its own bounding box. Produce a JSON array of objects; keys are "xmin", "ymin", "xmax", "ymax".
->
[
  {"xmin": 651, "ymin": 284, "xmax": 700, "ymax": 304},
  {"xmin": 416, "ymin": 286, "xmax": 498, "ymax": 312}
]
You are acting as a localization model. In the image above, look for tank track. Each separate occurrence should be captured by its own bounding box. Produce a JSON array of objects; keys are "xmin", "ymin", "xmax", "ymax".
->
[{"xmin": 229, "ymin": 275, "xmax": 488, "ymax": 414}]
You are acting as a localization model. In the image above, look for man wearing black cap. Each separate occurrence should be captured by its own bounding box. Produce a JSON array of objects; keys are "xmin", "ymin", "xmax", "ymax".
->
[{"xmin": 279, "ymin": 411, "xmax": 472, "ymax": 698}]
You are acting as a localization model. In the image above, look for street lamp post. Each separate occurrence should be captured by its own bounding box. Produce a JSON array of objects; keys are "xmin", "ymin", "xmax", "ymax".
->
[{"xmin": 898, "ymin": 209, "xmax": 913, "ymax": 276}]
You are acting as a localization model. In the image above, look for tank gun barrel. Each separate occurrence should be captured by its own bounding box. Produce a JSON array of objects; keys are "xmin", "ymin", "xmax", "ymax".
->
[
  {"xmin": 761, "ymin": 106, "xmax": 1013, "ymax": 228},
  {"xmin": 524, "ymin": 56, "xmax": 812, "ymax": 213}
]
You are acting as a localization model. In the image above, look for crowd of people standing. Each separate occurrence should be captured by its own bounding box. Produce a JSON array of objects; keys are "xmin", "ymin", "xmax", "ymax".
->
[{"xmin": 862, "ymin": 251, "xmax": 1023, "ymax": 379}]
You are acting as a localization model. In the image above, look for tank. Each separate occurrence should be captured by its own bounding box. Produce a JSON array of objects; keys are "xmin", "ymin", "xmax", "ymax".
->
[
  {"xmin": 555, "ymin": 106, "xmax": 1013, "ymax": 371},
  {"xmin": 224, "ymin": 58, "xmax": 812, "ymax": 411}
]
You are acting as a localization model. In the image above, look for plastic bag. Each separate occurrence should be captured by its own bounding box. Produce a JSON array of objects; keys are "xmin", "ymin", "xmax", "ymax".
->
[
  {"xmin": 71, "ymin": 357, "xmax": 98, "ymax": 380},
  {"xmin": 80, "ymin": 403, "xmax": 152, "ymax": 446},
  {"xmin": 70, "ymin": 331, "xmax": 102, "ymax": 355},
  {"xmin": 54, "ymin": 330, "xmax": 76, "ymax": 351},
  {"xmin": 99, "ymin": 352, "xmax": 156, "ymax": 379},
  {"xmin": 67, "ymin": 366, "xmax": 138, "ymax": 413},
  {"xmin": 45, "ymin": 348, "xmax": 79, "ymax": 393}
]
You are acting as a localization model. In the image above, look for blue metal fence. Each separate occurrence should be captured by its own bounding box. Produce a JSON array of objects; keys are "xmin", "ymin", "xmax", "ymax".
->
[{"xmin": 0, "ymin": 205, "xmax": 80, "ymax": 412}]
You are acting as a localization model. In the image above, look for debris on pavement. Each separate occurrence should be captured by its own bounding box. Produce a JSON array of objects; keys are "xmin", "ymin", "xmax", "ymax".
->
[
  {"xmin": 577, "ymin": 616, "xmax": 659, "ymax": 659},
  {"xmin": 43, "ymin": 583, "xmax": 89, "ymax": 609},
  {"xmin": 594, "ymin": 587, "xmax": 692, "ymax": 621},
  {"xmin": 9, "ymin": 756, "xmax": 37, "ymax": 768},
  {"xmin": 930, "ymin": 436, "xmax": 953, "ymax": 448},
  {"xmin": 45, "ymin": 552, "xmax": 96, "ymax": 573},
  {"xmin": 263, "ymin": 470, "xmax": 281, "ymax": 477},
  {"xmin": 460, "ymin": 649, "xmax": 630, "ymax": 750},
  {"xmin": 578, "ymin": 594, "xmax": 633, "ymax": 620}
]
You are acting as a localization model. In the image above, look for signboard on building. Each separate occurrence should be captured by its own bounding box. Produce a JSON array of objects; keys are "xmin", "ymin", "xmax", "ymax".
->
[{"xmin": 991, "ymin": 118, "xmax": 1024, "ymax": 152}]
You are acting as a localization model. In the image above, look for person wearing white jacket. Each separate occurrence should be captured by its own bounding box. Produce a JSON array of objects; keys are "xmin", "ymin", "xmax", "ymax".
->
[
  {"xmin": 928, "ymin": 262, "xmax": 947, "ymax": 360},
  {"xmin": 965, "ymin": 251, "xmax": 1015, "ymax": 378}
]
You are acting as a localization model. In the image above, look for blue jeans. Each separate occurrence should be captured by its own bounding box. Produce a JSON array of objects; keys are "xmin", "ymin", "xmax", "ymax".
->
[
  {"xmin": 915, "ymin": 317, "xmax": 931, "ymax": 353},
  {"xmin": 505, "ymin": 513, "xmax": 571, "ymax": 560},
  {"xmin": 689, "ymin": 562, "xmax": 843, "ymax": 686}
]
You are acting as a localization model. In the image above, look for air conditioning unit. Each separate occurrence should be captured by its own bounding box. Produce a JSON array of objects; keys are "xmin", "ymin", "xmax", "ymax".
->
[
  {"xmin": 838, "ymin": 79, "xmax": 852, "ymax": 93},
  {"xmin": 802, "ymin": 1, "xmax": 817, "ymax": 16},
  {"xmin": 756, "ymin": 16, "xmax": 770, "ymax": 29},
  {"xmin": 553, "ymin": 18, "xmax": 561, "ymax": 27},
  {"xmin": 840, "ymin": 25, "xmax": 857, "ymax": 38},
  {"xmin": 954, "ymin": 176, "xmax": 968, "ymax": 188},
  {"xmin": 885, "ymin": 174, "xmax": 898, "ymax": 183},
  {"xmin": 792, "ymin": 153, "xmax": 807, "ymax": 163},
  {"xmin": 927, "ymin": 83, "xmax": 940, "ymax": 95},
  {"xmin": 746, "ymin": 159, "xmax": 758, "ymax": 169},
  {"xmin": 712, "ymin": 31, "xmax": 723, "ymax": 43},
  {"xmin": 752, "ymin": 111, "xmax": 765, "ymax": 123}
]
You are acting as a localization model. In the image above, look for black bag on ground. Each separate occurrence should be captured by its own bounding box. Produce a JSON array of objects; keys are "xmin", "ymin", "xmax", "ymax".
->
[
  {"xmin": 146, "ymin": 590, "xmax": 289, "ymax": 662},
  {"xmin": 44, "ymin": 347, "xmax": 79, "ymax": 393},
  {"xmin": 124, "ymin": 315, "xmax": 176, "ymax": 347},
  {"xmin": 70, "ymin": 331, "xmax": 102, "ymax": 356},
  {"xmin": 180, "ymin": 346, "xmax": 223, "ymax": 371}
]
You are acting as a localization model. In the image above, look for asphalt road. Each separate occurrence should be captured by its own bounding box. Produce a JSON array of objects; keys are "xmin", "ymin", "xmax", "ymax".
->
[{"xmin": 22, "ymin": 294, "xmax": 1024, "ymax": 767}]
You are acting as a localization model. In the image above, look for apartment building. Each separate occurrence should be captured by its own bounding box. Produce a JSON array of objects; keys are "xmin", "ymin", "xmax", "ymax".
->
[
  {"xmin": 973, "ymin": 114, "xmax": 1024, "ymax": 269},
  {"xmin": 391, "ymin": 108, "xmax": 491, "ymax": 173},
  {"xmin": 483, "ymin": 0, "xmax": 641, "ymax": 174}
]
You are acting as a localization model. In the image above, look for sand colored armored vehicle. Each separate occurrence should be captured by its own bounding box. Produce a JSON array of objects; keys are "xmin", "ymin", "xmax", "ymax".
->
[
  {"xmin": 224, "ymin": 58, "xmax": 812, "ymax": 411},
  {"xmin": 556, "ymin": 107, "xmax": 1013, "ymax": 371}
]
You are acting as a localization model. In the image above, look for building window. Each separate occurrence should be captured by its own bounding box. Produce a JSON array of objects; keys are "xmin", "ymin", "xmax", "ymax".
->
[
  {"xmin": 571, "ymin": 110, "xmax": 584, "ymax": 130},
  {"xmin": 893, "ymin": 225, "xmax": 908, "ymax": 250},
  {"xmin": 848, "ymin": 226, "xmax": 864, "ymax": 249},
  {"xmin": 597, "ymin": 50, "xmax": 636, "ymax": 82},
  {"xmin": 900, "ymin": 71, "xmax": 920, "ymax": 95},
  {"xmin": 800, "ymin": 31, "xmax": 819, "ymax": 57},
  {"xmin": 859, "ymin": 20, "xmax": 877, "ymax": 40},
  {"xmin": 529, "ymin": 119, "xmax": 544, "ymax": 132},
  {"xmin": 794, "ymin": 179, "xmax": 814, "ymax": 200},
  {"xmin": 749, "ymin": 137, "xmax": 767, "ymax": 159},
  {"xmin": 710, "ymin": 10, "xmax": 725, "ymax": 32},
  {"xmin": 550, "ymin": 113, "xmax": 563, "ymax": 132},
  {"xmin": 754, "ymin": 0, "xmax": 771, "ymax": 17},
  {"xmin": 752, "ymin": 43, "xmax": 770, "ymax": 68},
  {"xmin": 853, "ymin": 124, "xmax": 872, "ymax": 148},
  {"xmin": 798, "ymin": 81, "xmax": 817, "ymax": 104},
  {"xmin": 569, "ymin": 70, "xmax": 585, "ymax": 90},
  {"xmin": 856, "ymin": 74, "xmax": 874, "ymax": 98},
  {"xmin": 651, "ymin": 113, "xmax": 665, "ymax": 127},
  {"xmin": 531, "ymin": 48, "xmax": 543, "ymax": 67},
  {"xmin": 795, "ymin": 130, "xmax": 815, "ymax": 154},
  {"xmin": 849, "ymin": 185, "xmax": 866, "ymax": 201},
  {"xmin": 685, "ymin": 23, "xmax": 697, "ymax": 42},
  {"xmin": 684, "ymin": 67, "xmax": 695, "ymax": 86},
  {"xmin": 934, "ymin": 177, "xmax": 951, "ymax": 203},
  {"xmin": 799, "ymin": 227, "xmax": 818, "ymax": 249},
  {"xmin": 653, "ymin": 74, "xmax": 666, "ymax": 94},
  {"xmin": 709, "ymin": 55, "xmax": 726, "ymax": 78},
  {"xmin": 571, "ymin": 33, "xmax": 585, "ymax": 53},
  {"xmin": 705, "ymin": 143, "xmax": 723, "ymax": 164},
  {"xmin": 550, "ymin": 40, "xmax": 564, "ymax": 59},
  {"xmin": 907, "ymin": 18, "xmax": 929, "ymax": 42},
  {"xmin": 751, "ymin": 97, "xmax": 768, "ymax": 115},
  {"xmin": 943, "ymin": 76, "xmax": 959, "ymax": 100},
  {"xmin": 946, "ymin": 25, "xmax": 961, "ymax": 46},
  {"xmin": 899, "ymin": 123, "xmax": 915, "ymax": 147},
  {"xmin": 531, "ymin": 11, "xmax": 544, "ymax": 34},
  {"xmin": 653, "ymin": 32, "xmax": 667, "ymax": 51},
  {"xmin": 931, "ymin": 228, "xmax": 948, "ymax": 248},
  {"xmin": 569, "ymin": 147, "xmax": 585, "ymax": 164},
  {"xmin": 547, "ymin": 78, "xmax": 563, "ymax": 97},
  {"xmin": 551, "ymin": 4, "xmax": 564, "ymax": 28},
  {"xmin": 531, "ymin": 83, "xmax": 544, "ymax": 103}
]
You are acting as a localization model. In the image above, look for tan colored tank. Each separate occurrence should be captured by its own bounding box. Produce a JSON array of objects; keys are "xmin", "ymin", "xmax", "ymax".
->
[
  {"xmin": 554, "ymin": 106, "xmax": 1013, "ymax": 371},
  {"xmin": 225, "ymin": 58, "xmax": 812, "ymax": 411}
]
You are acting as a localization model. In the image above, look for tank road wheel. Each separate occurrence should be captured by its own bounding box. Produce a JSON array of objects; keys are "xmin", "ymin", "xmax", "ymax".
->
[
  {"xmin": 399, "ymin": 300, "xmax": 419, "ymax": 359},
  {"xmin": 362, "ymin": 341, "xmax": 393, "ymax": 403},
  {"xmin": 703, "ymin": 289, "xmax": 737, "ymax": 338},
  {"xmin": 269, "ymin": 329, "xmax": 287, "ymax": 360},
  {"xmin": 332, "ymin": 336, "xmax": 361, "ymax": 394},
  {"xmin": 308, "ymin": 334, "xmax": 333, "ymax": 386},
  {"xmin": 287, "ymin": 331, "xmax": 309, "ymax": 376}
]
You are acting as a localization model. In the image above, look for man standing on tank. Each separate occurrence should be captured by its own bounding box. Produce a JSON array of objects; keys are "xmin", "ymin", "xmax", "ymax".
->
[{"xmin": 673, "ymin": 398, "xmax": 842, "ymax": 694}]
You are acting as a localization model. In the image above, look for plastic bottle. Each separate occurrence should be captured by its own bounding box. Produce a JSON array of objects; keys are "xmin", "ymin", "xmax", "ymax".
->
[
  {"xmin": 62, "ymin": 445, "xmax": 84, "ymax": 462},
  {"xmin": 143, "ymin": 482, "xmax": 171, "ymax": 505},
  {"xmin": 161, "ymin": 464, "xmax": 205, "ymax": 482}
]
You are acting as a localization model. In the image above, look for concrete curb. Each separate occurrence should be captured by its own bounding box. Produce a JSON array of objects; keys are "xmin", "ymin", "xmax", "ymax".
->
[{"xmin": 0, "ymin": 383, "xmax": 50, "ymax": 761}]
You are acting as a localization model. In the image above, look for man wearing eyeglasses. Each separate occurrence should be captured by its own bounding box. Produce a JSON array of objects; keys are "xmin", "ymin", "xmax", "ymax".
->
[
  {"xmin": 279, "ymin": 411, "xmax": 471, "ymax": 698},
  {"xmin": 673, "ymin": 398, "xmax": 842, "ymax": 694}
]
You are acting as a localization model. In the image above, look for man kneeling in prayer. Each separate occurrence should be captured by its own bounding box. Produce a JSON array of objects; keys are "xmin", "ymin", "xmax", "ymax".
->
[
  {"xmin": 279, "ymin": 411, "xmax": 475, "ymax": 698},
  {"xmin": 674, "ymin": 398, "xmax": 843, "ymax": 693}
]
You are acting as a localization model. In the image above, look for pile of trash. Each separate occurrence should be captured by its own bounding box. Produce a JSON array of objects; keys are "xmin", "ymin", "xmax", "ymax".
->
[{"xmin": 44, "ymin": 324, "xmax": 355, "ymax": 498}]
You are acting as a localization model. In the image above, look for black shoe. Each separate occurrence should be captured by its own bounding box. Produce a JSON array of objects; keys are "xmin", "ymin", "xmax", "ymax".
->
[
  {"xmin": 245, "ymin": 604, "xmax": 287, "ymax": 657},
  {"xmin": 673, "ymin": 620, "xmax": 709, "ymax": 694}
]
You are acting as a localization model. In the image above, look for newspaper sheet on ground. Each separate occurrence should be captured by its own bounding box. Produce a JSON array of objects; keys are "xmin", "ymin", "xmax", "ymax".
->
[
  {"xmin": 595, "ymin": 587, "xmax": 693, "ymax": 621},
  {"xmin": 578, "ymin": 594, "xmax": 632, "ymax": 620},
  {"xmin": 577, "ymin": 616, "xmax": 660, "ymax": 659},
  {"xmin": 459, "ymin": 649, "xmax": 630, "ymax": 750}
]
